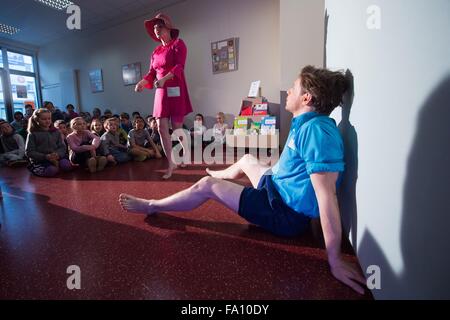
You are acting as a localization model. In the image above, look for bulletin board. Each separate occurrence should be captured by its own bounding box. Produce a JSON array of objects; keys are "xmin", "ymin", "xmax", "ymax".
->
[{"xmin": 211, "ymin": 38, "xmax": 239, "ymax": 74}]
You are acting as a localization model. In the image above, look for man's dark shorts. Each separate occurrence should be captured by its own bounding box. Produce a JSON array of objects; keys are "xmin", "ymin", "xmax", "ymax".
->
[{"xmin": 238, "ymin": 172, "xmax": 311, "ymax": 237}]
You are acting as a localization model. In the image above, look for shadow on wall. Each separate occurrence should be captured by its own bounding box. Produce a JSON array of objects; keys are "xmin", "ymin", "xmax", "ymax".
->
[
  {"xmin": 358, "ymin": 75, "xmax": 450, "ymax": 299},
  {"xmin": 338, "ymin": 70, "xmax": 359, "ymax": 250},
  {"xmin": 323, "ymin": 9, "xmax": 329, "ymax": 68}
]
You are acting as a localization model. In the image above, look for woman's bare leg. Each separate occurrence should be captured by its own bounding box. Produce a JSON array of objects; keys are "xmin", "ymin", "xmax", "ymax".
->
[
  {"xmin": 172, "ymin": 121, "xmax": 189, "ymax": 168},
  {"xmin": 119, "ymin": 177, "xmax": 244, "ymax": 214},
  {"xmin": 157, "ymin": 118, "xmax": 177, "ymax": 179},
  {"xmin": 206, "ymin": 154, "xmax": 271, "ymax": 188}
]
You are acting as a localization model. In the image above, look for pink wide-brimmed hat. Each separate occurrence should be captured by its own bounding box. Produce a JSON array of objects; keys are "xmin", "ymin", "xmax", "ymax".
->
[{"xmin": 144, "ymin": 13, "xmax": 180, "ymax": 43}]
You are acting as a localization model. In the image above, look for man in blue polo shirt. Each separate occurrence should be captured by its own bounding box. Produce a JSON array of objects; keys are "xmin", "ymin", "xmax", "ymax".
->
[{"xmin": 119, "ymin": 65, "xmax": 366, "ymax": 294}]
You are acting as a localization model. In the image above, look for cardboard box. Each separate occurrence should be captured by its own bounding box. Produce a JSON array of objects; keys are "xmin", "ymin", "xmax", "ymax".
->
[
  {"xmin": 253, "ymin": 103, "xmax": 268, "ymax": 116},
  {"xmin": 239, "ymin": 97, "xmax": 263, "ymax": 116},
  {"xmin": 260, "ymin": 116, "xmax": 277, "ymax": 135}
]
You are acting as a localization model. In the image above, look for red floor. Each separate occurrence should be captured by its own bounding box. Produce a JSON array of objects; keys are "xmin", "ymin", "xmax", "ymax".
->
[{"xmin": 0, "ymin": 159, "xmax": 372, "ymax": 300}]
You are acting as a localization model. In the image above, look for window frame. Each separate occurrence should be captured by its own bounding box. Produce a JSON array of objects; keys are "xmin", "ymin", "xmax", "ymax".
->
[{"xmin": 0, "ymin": 45, "xmax": 41, "ymax": 122}]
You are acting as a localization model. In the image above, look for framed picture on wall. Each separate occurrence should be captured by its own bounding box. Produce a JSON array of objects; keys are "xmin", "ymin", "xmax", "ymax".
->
[
  {"xmin": 89, "ymin": 69, "xmax": 104, "ymax": 93},
  {"xmin": 122, "ymin": 62, "xmax": 142, "ymax": 86},
  {"xmin": 211, "ymin": 37, "xmax": 239, "ymax": 74}
]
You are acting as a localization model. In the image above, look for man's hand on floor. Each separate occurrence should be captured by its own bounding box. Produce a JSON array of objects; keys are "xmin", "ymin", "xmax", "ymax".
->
[{"xmin": 329, "ymin": 256, "xmax": 367, "ymax": 295}]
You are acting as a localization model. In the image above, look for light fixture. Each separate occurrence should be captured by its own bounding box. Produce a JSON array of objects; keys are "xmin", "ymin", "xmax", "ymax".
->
[
  {"xmin": 34, "ymin": 0, "xmax": 74, "ymax": 10},
  {"xmin": 0, "ymin": 23, "xmax": 20, "ymax": 35}
]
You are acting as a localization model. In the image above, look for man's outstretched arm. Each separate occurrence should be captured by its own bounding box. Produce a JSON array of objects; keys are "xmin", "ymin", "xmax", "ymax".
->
[{"xmin": 310, "ymin": 172, "xmax": 366, "ymax": 294}]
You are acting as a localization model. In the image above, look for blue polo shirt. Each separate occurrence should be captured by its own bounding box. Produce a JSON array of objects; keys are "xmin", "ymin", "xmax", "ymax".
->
[{"xmin": 270, "ymin": 111, "xmax": 345, "ymax": 218}]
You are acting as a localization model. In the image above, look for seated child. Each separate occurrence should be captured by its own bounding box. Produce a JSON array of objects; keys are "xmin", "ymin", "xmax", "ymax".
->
[
  {"xmin": 132, "ymin": 111, "xmax": 141, "ymax": 120},
  {"xmin": 213, "ymin": 112, "xmax": 229, "ymax": 144},
  {"xmin": 146, "ymin": 116, "xmax": 163, "ymax": 154},
  {"xmin": 25, "ymin": 109, "xmax": 73, "ymax": 177},
  {"xmin": 65, "ymin": 104, "xmax": 79, "ymax": 121},
  {"xmin": 103, "ymin": 109, "xmax": 113, "ymax": 119},
  {"xmin": 100, "ymin": 118, "xmax": 131, "ymax": 165},
  {"xmin": 10, "ymin": 111, "xmax": 24, "ymax": 131},
  {"xmin": 92, "ymin": 107, "xmax": 102, "ymax": 120},
  {"xmin": 0, "ymin": 121, "xmax": 26, "ymax": 166},
  {"xmin": 24, "ymin": 104, "xmax": 34, "ymax": 121},
  {"xmin": 111, "ymin": 116, "xmax": 129, "ymax": 146},
  {"xmin": 128, "ymin": 116, "xmax": 162, "ymax": 161},
  {"xmin": 190, "ymin": 113, "xmax": 207, "ymax": 147},
  {"xmin": 54, "ymin": 120, "xmax": 69, "ymax": 141},
  {"xmin": 90, "ymin": 118, "xmax": 105, "ymax": 137},
  {"xmin": 66, "ymin": 117, "xmax": 107, "ymax": 173},
  {"xmin": 120, "ymin": 113, "xmax": 133, "ymax": 133},
  {"xmin": 54, "ymin": 119, "xmax": 70, "ymax": 157}
]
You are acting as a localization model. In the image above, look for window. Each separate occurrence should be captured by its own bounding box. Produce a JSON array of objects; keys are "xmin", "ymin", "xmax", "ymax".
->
[
  {"xmin": 10, "ymin": 74, "xmax": 38, "ymax": 112},
  {"xmin": 0, "ymin": 48, "xmax": 40, "ymax": 121},
  {"xmin": 0, "ymin": 76, "xmax": 5, "ymax": 119},
  {"xmin": 7, "ymin": 51, "xmax": 34, "ymax": 73}
]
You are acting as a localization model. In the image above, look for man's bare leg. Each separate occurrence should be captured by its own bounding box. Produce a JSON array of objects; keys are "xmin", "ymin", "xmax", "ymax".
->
[
  {"xmin": 119, "ymin": 177, "xmax": 245, "ymax": 215},
  {"xmin": 206, "ymin": 154, "xmax": 270, "ymax": 188}
]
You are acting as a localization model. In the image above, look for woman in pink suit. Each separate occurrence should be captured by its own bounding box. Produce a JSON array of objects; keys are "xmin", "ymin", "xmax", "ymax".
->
[{"xmin": 135, "ymin": 13, "xmax": 192, "ymax": 179}]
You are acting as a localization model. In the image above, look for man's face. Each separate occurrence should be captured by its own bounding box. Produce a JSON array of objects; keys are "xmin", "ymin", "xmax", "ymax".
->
[{"xmin": 286, "ymin": 78, "xmax": 302, "ymax": 113}]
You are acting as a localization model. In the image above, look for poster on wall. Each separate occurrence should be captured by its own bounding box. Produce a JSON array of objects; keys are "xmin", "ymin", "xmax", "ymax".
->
[
  {"xmin": 16, "ymin": 85, "xmax": 28, "ymax": 98},
  {"xmin": 89, "ymin": 69, "xmax": 104, "ymax": 93},
  {"xmin": 122, "ymin": 62, "xmax": 142, "ymax": 86},
  {"xmin": 211, "ymin": 37, "xmax": 239, "ymax": 74}
]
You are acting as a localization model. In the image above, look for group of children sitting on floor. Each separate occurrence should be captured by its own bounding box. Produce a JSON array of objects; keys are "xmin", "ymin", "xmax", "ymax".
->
[{"xmin": 0, "ymin": 103, "xmax": 229, "ymax": 178}]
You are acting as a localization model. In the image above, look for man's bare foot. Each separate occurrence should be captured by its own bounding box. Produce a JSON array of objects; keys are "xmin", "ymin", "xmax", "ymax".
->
[
  {"xmin": 119, "ymin": 194, "xmax": 155, "ymax": 214},
  {"xmin": 206, "ymin": 168, "xmax": 226, "ymax": 179}
]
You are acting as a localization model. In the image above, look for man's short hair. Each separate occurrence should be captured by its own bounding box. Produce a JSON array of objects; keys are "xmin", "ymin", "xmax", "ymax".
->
[{"xmin": 299, "ymin": 65, "xmax": 348, "ymax": 115}]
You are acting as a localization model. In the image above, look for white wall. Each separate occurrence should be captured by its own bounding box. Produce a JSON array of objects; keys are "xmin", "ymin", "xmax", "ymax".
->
[
  {"xmin": 280, "ymin": 0, "xmax": 324, "ymax": 91},
  {"xmin": 38, "ymin": 0, "xmax": 280, "ymax": 128},
  {"xmin": 326, "ymin": 0, "xmax": 450, "ymax": 299},
  {"xmin": 279, "ymin": 0, "xmax": 324, "ymax": 146}
]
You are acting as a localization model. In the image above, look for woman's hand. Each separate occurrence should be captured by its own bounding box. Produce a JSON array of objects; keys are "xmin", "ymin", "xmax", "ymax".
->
[
  {"xmin": 135, "ymin": 79, "xmax": 148, "ymax": 92},
  {"xmin": 153, "ymin": 78, "xmax": 167, "ymax": 89}
]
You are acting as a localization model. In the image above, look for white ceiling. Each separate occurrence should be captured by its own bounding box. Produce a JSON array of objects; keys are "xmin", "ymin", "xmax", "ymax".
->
[{"xmin": 0, "ymin": 0, "xmax": 184, "ymax": 47}]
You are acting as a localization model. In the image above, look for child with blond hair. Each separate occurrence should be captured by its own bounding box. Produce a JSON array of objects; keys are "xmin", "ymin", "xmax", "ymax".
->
[
  {"xmin": 25, "ymin": 109, "xmax": 73, "ymax": 177},
  {"xmin": 100, "ymin": 118, "xmax": 131, "ymax": 164},
  {"xmin": 213, "ymin": 112, "xmax": 229, "ymax": 144},
  {"xmin": 67, "ymin": 117, "xmax": 107, "ymax": 173}
]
